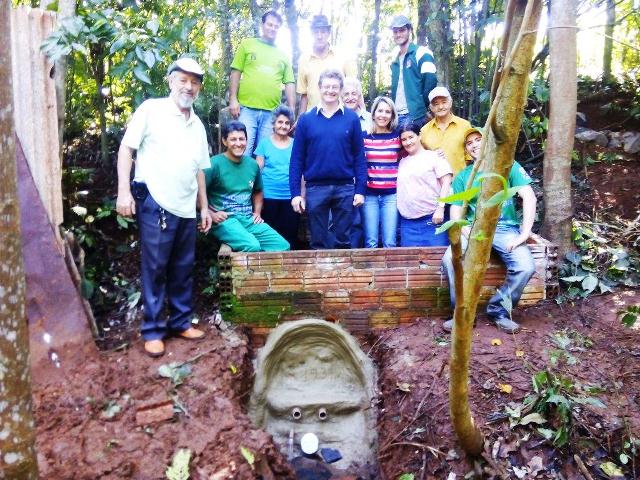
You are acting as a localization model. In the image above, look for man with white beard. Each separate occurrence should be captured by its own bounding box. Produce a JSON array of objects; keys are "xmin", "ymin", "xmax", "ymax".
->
[{"xmin": 116, "ymin": 57, "xmax": 212, "ymax": 358}]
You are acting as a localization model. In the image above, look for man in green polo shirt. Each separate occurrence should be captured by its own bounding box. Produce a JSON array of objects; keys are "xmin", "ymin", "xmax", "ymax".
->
[
  {"xmin": 228, "ymin": 10, "xmax": 296, "ymax": 156},
  {"xmin": 441, "ymin": 127, "xmax": 537, "ymax": 334}
]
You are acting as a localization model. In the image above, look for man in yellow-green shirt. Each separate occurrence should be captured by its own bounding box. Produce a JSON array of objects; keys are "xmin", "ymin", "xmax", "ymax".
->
[
  {"xmin": 297, "ymin": 15, "xmax": 356, "ymax": 114},
  {"xmin": 229, "ymin": 10, "xmax": 296, "ymax": 156},
  {"xmin": 419, "ymin": 86, "xmax": 471, "ymax": 173}
]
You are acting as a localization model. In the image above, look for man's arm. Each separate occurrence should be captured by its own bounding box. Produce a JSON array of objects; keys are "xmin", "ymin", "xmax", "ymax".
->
[
  {"xmin": 229, "ymin": 69, "xmax": 242, "ymax": 118},
  {"xmin": 196, "ymin": 170, "xmax": 212, "ymax": 233},
  {"xmin": 284, "ymin": 83, "xmax": 296, "ymax": 114},
  {"xmin": 506, "ymin": 184, "xmax": 536, "ymax": 251},
  {"xmin": 351, "ymin": 116, "xmax": 367, "ymax": 206},
  {"xmin": 416, "ymin": 46, "xmax": 438, "ymax": 103},
  {"xmin": 116, "ymin": 144, "xmax": 136, "ymax": 217},
  {"xmin": 252, "ymin": 190, "xmax": 264, "ymax": 224},
  {"xmin": 298, "ymin": 94, "xmax": 308, "ymax": 116},
  {"xmin": 289, "ymin": 120, "xmax": 305, "ymax": 213}
]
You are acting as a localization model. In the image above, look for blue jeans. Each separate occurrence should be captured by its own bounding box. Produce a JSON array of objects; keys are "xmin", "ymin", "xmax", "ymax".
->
[
  {"xmin": 398, "ymin": 113, "xmax": 427, "ymax": 129},
  {"xmin": 442, "ymin": 225, "xmax": 536, "ymax": 318},
  {"xmin": 238, "ymin": 106, "xmax": 273, "ymax": 157},
  {"xmin": 363, "ymin": 193, "xmax": 398, "ymax": 248},
  {"xmin": 400, "ymin": 212, "xmax": 449, "ymax": 247},
  {"xmin": 306, "ymin": 184, "xmax": 354, "ymax": 249},
  {"xmin": 137, "ymin": 193, "xmax": 195, "ymax": 341}
]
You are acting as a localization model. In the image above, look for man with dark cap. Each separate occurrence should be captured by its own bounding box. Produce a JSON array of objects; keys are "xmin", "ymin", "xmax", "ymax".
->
[
  {"xmin": 389, "ymin": 14, "xmax": 438, "ymax": 127},
  {"xmin": 116, "ymin": 57, "xmax": 212, "ymax": 357},
  {"xmin": 297, "ymin": 14, "xmax": 356, "ymax": 114}
]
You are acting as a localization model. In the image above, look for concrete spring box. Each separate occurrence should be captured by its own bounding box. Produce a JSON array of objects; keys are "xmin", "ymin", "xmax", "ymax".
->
[{"xmin": 217, "ymin": 234, "xmax": 557, "ymax": 336}]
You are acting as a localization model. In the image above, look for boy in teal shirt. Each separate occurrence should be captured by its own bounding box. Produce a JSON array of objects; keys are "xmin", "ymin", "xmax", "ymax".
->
[
  {"xmin": 442, "ymin": 127, "xmax": 537, "ymax": 333},
  {"xmin": 205, "ymin": 121, "xmax": 290, "ymax": 252}
]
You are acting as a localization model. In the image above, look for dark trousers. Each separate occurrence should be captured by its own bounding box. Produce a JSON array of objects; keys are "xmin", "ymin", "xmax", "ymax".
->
[
  {"xmin": 262, "ymin": 198, "xmax": 300, "ymax": 250},
  {"xmin": 306, "ymin": 184, "xmax": 354, "ymax": 249},
  {"xmin": 137, "ymin": 193, "xmax": 195, "ymax": 340}
]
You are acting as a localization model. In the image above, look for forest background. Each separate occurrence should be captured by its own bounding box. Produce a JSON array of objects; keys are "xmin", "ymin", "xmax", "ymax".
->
[{"xmin": 14, "ymin": 0, "xmax": 640, "ymax": 333}]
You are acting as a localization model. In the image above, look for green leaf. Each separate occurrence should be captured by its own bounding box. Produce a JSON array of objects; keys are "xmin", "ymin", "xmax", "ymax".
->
[
  {"xmin": 397, "ymin": 475, "xmax": 415, "ymax": 480},
  {"xmin": 565, "ymin": 251, "xmax": 582, "ymax": 265},
  {"xmin": 143, "ymin": 49, "xmax": 155, "ymax": 69},
  {"xmin": 471, "ymin": 230, "xmax": 487, "ymax": 241},
  {"xmin": 146, "ymin": 18, "xmax": 160, "ymax": 34},
  {"xmin": 546, "ymin": 394, "xmax": 570, "ymax": 406},
  {"xmin": 620, "ymin": 453, "xmax": 629, "ymax": 464},
  {"xmin": 435, "ymin": 219, "xmax": 470, "ymax": 235},
  {"xmin": 158, "ymin": 362, "xmax": 192, "ymax": 386},
  {"xmin": 116, "ymin": 214, "xmax": 130, "ymax": 229},
  {"xmin": 483, "ymin": 184, "xmax": 522, "ymax": 209},
  {"xmin": 133, "ymin": 65, "xmax": 152, "ymax": 84},
  {"xmin": 166, "ymin": 449, "xmax": 191, "ymax": 480},
  {"xmin": 573, "ymin": 396, "xmax": 606, "ymax": 408},
  {"xmin": 581, "ymin": 275, "xmax": 598, "ymax": 293},
  {"xmin": 537, "ymin": 427, "xmax": 555, "ymax": 440},
  {"xmin": 519, "ymin": 413, "xmax": 547, "ymax": 425},
  {"xmin": 240, "ymin": 446, "xmax": 255, "ymax": 470},
  {"xmin": 600, "ymin": 461, "xmax": 625, "ymax": 477},
  {"xmin": 560, "ymin": 275, "xmax": 586, "ymax": 283},
  {"xmin": 439, "ymin": 187, "xmax": 480, "ymax": 204},
  {"xmin": 109, "ymin": 36, "xmax": 127, "ymax": 55}
]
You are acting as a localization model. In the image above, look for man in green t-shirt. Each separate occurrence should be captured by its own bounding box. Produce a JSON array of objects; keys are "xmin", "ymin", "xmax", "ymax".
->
[
  {"xmin": 442, "ymin": 127, "xmax": 537, "ymax": 334},
  {"xmin": 228, "ymin": 10, "xmax": 296, "ymax": 156},
  {"xmin": 204, "ymin": 121, "xmax": 289, "ymax": 252}
]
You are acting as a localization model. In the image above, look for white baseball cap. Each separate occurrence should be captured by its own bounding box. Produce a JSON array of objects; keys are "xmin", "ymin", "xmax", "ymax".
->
[
  {"xmin": 428, "ymin": 86, "xmax": 452, "ymax": 103},
  {"xmin": 167, "ymin": 57, "xmax": 205, "ymax": 79}
]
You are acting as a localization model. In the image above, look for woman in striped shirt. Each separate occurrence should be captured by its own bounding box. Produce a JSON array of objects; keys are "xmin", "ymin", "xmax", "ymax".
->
[{"xmin": 362, "ymin": 96, "xmax": 402, "ymax": 248}]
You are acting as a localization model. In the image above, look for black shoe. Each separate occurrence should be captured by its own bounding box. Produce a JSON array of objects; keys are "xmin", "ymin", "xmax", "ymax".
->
[{"xmin": 493, "ymin": 316, "xmax": 521, "ymax": 333}]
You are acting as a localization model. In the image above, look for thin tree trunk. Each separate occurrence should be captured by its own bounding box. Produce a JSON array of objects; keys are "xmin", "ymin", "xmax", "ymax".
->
[
  {"xmin": 470, "ymin": 0, "xmax": 490, "ymax": 119},
  {"xmin": 448, "ymin": 0, "xmax": 543, "ymax": 456},
  {"xmin": 416, "ymin": 0, "xmax": 429, "ymax": 45},
  {"xmin": 284, "ymin": 0, "xmax": 300, "ymax": 77},
  {"xmin": 425, "ymin": 0, "xmax": 452, "ymax": 86},
  {"xmin": 0, "ymin": 3, "xmax": 39, "ymax": 478},
  {"xmin": 602, "ymin": 0, "xmax": 614, "ymax": 83},
  {"xmin": 217, "ymin": 0, "xmax": 233, "ymax": 79},
  {"xmin": 250, "ymin": 0, "xmax": 261, "ymax": 37},
  {"xmin": 541, "ymin": 0, "xmax": 576, "ymax": 256},
  {"xmin": 54, "ymin": 0, "xmax": 76, "ymax": 154},
  {"xmin": 367, "ymin": 0, "xmax": 381, "ymax": 103}
]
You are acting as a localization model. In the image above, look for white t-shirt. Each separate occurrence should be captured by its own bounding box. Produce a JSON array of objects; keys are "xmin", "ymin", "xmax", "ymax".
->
[
  {"xmin": 397, "ymin": 149, "xmax": 452, "ymax": 219},
  {"xmin": 121, "ymin": 97, "xmax": 210, "ymax": 218},
  {"xmin": 395, "ymin": 53, "xmax": 409, "ymax": 115}
]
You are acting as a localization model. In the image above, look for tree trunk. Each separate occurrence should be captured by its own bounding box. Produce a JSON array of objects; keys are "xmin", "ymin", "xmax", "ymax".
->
[
  {"xmin": 424, "ymin": 0, "xmax": 452, "ymax": 86},
  {"xmin": 0, "ymin": 3, "xmax": 39, "ymax": 478},
  {"xmin": 217, "ymin": 0, "xmax": 233, "ymax": 79},
  {"xmin": 448, "ymin": 0, "xmax": 543, "ymax": 456},
  {"xmin": 284, "ymin": 0, "xmax": 300, "ymax": 77},
  {"xmin": 367, "ymin": 0, "xmax": 381, "ymax": 103},
  {"xmin": 250, "ymin": 0, "xmax": 261, "ymax": 37},
  {"xmin": 541, "ymin": 0, "xmax": 576, "ymax": 257},
  {"xmin": 602, "ymin": 0, "xmax": 614, "ymax": 83},
  {"xmin": 416, "ymin": 0, "xmax": 429, "ymax": 45},
  {"xmin": 470, "ymin": 0, "xmax": 490, "ymax": 119}
]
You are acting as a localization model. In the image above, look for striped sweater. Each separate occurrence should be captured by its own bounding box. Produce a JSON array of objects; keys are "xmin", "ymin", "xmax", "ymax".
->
[{"xmin": 363, "ymin": 131, "xmax": 402, "ymax": 195}]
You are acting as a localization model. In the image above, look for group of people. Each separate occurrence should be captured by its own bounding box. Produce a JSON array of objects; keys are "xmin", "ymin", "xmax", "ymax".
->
[{"xmin": 115, "ymin": 11, "xmax": 537, "ymax": 357}]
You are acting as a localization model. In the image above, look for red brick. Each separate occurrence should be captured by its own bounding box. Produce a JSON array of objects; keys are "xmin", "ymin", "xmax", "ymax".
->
[
  {"xmin": 399, "ymin": 310, "xmax": 424, "ymax": 324},
  {"xmin": 135, "ymin": 400, "xmax": 175, "ymax": 426},
  {"xmin": 351, "ymin": 250, "xmax": 386, "ymax": 268},
  {"xmin": 373, "ymin": 269, "xmax": 407, "ymax": 289},
  {"xmin": 380, "ymin": 289, "xmax": 410, "ymax": 308},
  {"xmin": 369, "ymin": 310, "xmax": 398, "ymax": 328},
  {"xmin": 339, "ymin": 269, "xmax": 374, "ymax": 289},
  {"xmin": 350, "ymin": 290, "xmax": 380, "ymax": 308},
  {"xmin": 323, "ymin": 290, "xmax": 351, "ymax": 310},
  {"xmin": 270, "ymin": 272, "xmax": 304, "ymax": 291},
  {"xmin": 304, "ymin": 269, "xmax": 341, "ymax": 291},
  {"xmin": 407, "ymin": 269, "xmax": 444, "ymax": 287}
]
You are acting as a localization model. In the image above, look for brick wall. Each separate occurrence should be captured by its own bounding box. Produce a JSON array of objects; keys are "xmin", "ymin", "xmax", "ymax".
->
[{"xmin": 218, "ymin": 234, "xmax": 557, "ymax": 337}]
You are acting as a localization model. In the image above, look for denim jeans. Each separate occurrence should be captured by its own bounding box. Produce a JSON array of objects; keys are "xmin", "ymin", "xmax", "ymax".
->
[
  {"xmin": 400, "ymin": 212, "xmax": 449, "ymax": 247},
  {"xmin": 306, "ymin": 184, "xmax": 354, "ymax": 249},
  {"xmin": 442, "ymin": 225, "xmax": 536, "ymax": 318},
  {"xmin": 363, "ymin": 193, "xmax": 398, "ymax": 248},
  {"xmin": 238, "ymin": 106, "xmax": 273, "ymax": 157},
  {"xmin": 398, "ymin": 113, "xmax": 427, "ymax": 129}
]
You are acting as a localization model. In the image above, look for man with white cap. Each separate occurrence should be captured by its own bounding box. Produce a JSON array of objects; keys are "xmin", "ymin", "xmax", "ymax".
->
[
  {"xmin": 116, "ymin": 57, "xmax": 212, "ymax": 357},
  {"xmin": 389, "ymin": 14, "xmax": 437, "ymax": 127},
  {"xmin": 419, "ymin": 86, "xmax": 471, "ymax": 173}
]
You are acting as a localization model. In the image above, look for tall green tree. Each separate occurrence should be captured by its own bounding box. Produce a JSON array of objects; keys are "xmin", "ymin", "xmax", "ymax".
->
[
  {"xmin": 0, "ymin": 3, "xmax": 39, "ymax": 478},
  {"xmin": 603, "ymin": 0, "xmax": 615, "ymax": 83},
  {"xmin": 447, "ymin": 0, "xmax": 543, "ymax": 456}
]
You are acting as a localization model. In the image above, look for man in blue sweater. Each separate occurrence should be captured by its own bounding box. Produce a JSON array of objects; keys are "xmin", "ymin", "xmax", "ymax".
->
[{"xmin": 290, "ymin": 69, "xmax": 367, "ymax": 249}]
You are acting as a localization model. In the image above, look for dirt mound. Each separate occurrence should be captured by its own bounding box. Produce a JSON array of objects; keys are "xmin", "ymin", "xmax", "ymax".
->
[
  {"xmin": 374, "ymin": 289, "xmax": 640, "ymax": 478},
  {"xmin": 33, "ymin": 326, "xmax": 294, "ymax": 480}
]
